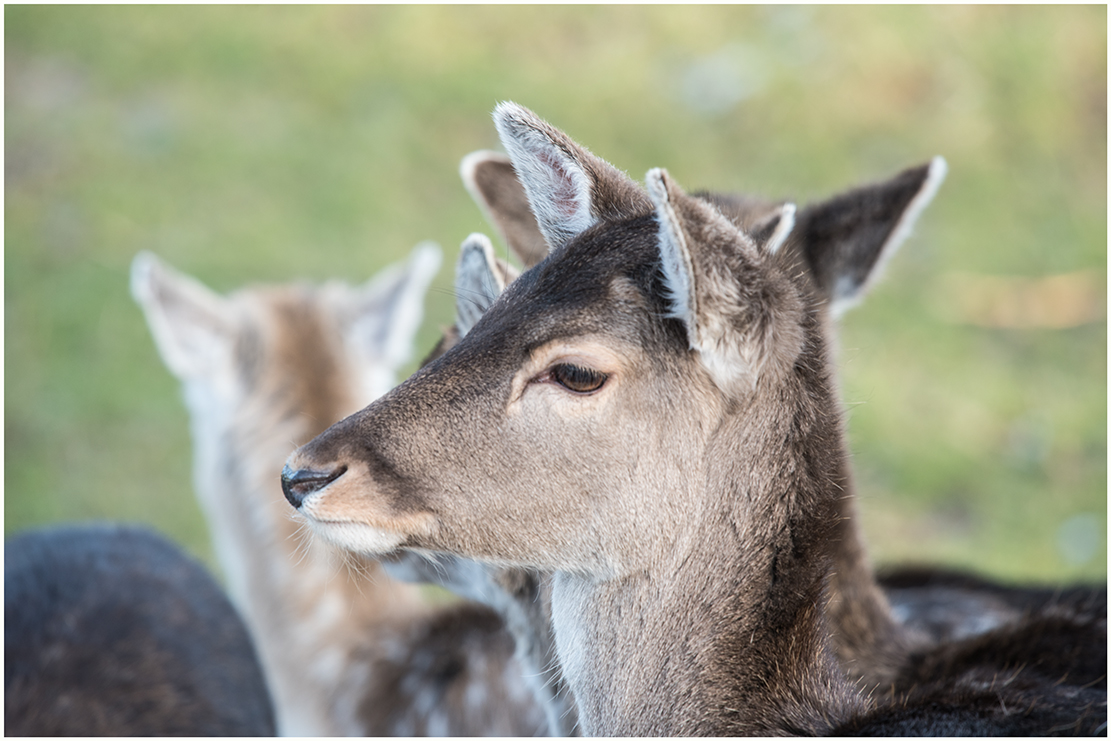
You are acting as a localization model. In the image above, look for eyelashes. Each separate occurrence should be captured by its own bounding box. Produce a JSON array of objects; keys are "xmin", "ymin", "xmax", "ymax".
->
[{"xmin": 546, "ymin": 363, "xmax": 608, "ymax": 394}]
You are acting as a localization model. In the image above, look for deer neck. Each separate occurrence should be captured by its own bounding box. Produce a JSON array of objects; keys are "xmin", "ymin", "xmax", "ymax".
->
[
  {"xmin": 187, "ymin": 296, "xmax": 425, "ymax": 736},
  {"xmin": 824, "ymin": 464, "xmax": 920, "ymax": 691},
  {"xmin": 820, "ymin": 320, "xmax": 923, "ymax": 690},
  {"xmin": 549, "ymin": 383, "xmax": 870, "ymax": 736},
  {"xmin": 551, "ymin": 516, "xmax": 866, "ymax": 735}
]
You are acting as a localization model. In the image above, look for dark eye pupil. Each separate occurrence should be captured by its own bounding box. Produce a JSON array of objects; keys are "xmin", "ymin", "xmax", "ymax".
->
[{"xmin": 552, "ymin": 364, "xmax": 607, "ymax": 393}]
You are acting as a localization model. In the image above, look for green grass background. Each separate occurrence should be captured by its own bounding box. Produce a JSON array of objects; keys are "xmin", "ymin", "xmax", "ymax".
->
[{"xmin": 6, "ymin": 6, "xmax": 1106, "ymax": 584}]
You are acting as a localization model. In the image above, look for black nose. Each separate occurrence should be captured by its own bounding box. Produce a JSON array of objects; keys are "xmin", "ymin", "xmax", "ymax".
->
[{"xmin": 281, "ymin": 465, "xmax": 347, "ymax": 509}]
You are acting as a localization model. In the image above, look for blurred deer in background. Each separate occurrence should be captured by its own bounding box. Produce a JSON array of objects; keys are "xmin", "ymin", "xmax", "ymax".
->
[{"xmin": 132, "ymin": 245, "xmax": 549, "ymax": 736}]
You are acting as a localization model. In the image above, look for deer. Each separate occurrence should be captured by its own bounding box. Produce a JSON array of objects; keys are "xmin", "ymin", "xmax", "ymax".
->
[
  {"xmin": 131, "ymin": 244, "xmax": 549, "ymax": 736},
  {"xmin": 382, "ymin": 144, "xmax": 954, "ymax": 736},
  {"xmin": 282, "ymin": 103, "xmax": 1105, "ymax": 734},
  {"xmin": 414, "ymin": 231, "xmax": 1107, "ymax": 737},
  {"xmin": 407, "ymin": 141, "xmax": 1106, "ymax": 731},
  {"xmin": 5, "ymin": 523, "xmax": 276, "ymax": 736},
  {"xmin": 280, "ymin": 102, "xmax": 895, "ymax": 735}
]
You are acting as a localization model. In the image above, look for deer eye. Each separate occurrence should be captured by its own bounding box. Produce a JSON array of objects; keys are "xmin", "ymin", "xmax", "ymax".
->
[{"xmin": 549, "ymin": 363, "xmax": 608, "ymax": 394}]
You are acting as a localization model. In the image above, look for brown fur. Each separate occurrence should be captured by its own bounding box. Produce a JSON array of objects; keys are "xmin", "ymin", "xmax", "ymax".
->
[{"xmin": 283, "ymin": 104, "xmax": 873, "ymax": 734}]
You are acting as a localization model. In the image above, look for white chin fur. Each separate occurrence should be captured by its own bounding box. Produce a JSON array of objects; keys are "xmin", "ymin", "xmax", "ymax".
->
[{"xmin": 309, "ymin": 520, "xmax": 406, "ymax": 556}]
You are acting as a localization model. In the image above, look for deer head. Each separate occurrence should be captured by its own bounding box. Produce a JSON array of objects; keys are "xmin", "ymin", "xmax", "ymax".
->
[
  {"xmin": 449, "ymin": 142, "xmax": 949, "ymax": 697},
  {"xmin": 282, "ymin": 103, "xmax": 884, "ymax": 733},
  {"xmin": 283, "ymin": 160, "xmax": 811, "ymax": 575}
]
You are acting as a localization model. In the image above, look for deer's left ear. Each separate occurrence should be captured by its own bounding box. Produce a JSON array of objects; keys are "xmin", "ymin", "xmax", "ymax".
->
[
  {"xmin": 454, "ymin": 233, "xmax": 519, "ymax": 337},
  {"xmin": 649, "ymin": 168, "xmax": 803, "ymax": 396}
]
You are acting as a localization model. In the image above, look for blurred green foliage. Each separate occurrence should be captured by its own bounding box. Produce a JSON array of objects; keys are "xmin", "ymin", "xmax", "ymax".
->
[{"xmin": 6, "ymin": 6, "xmax": 1105, "ymax": 583}]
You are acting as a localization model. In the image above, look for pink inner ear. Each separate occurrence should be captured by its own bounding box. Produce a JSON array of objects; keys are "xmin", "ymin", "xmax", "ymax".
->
[{"xmin": 537, "ymin": 149, "xmax": 582, "ymax": 219}]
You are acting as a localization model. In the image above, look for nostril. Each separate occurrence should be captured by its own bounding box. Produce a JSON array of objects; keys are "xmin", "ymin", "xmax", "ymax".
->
[{"xmin": 280, "ymin": 464, "xmax": 347, "ymax": 509}]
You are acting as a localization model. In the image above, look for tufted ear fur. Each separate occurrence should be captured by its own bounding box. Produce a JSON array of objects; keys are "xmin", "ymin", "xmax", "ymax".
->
[
  {"xmin": 648, "ymin": 168, "xmax": 803, "ymax": 396},
  {"xmin": 793, "ymin": 156, "xmax": 947, "ymax": 317},
  {"xmin": 454, "ymin": 233, "xmax": 519, "ymax": 337},
  {"xmin": 493, "ymin": 102, "xmax": 650, "ymax": 252}
]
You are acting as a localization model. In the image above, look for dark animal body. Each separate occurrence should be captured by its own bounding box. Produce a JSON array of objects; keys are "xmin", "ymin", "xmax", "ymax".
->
[{"xmin": 5, "ymin": 523, "xmax": 276, "ymax": 736}]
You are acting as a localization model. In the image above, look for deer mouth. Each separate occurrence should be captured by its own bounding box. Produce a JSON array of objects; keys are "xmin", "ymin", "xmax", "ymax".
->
[{"xmin": 299, "ymin": 518, "xmax": 410, "ymax": 556}]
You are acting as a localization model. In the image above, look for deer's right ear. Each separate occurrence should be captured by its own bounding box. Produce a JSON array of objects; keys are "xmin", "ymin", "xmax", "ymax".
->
[
  {"xmin": 130, "ymin": 251, "xmax": 234, "ymax": 380},
  {"xmin": 493, "ymin": 102, "xmax": 650, "ymax": 252},
  {"xmin": 648, "ymin": 169, "xmax": 803, "ymax": 396},
  {"xmin": 460, "ymin": 150, "xmax": 549, "ymax": 269},
  {"xmin": 454, "ymin": 233, "xmax": 519, "ymax": 338},
  {"xmin": 795, "ymin": 156, "xmax": 947, "ymax": 317}
]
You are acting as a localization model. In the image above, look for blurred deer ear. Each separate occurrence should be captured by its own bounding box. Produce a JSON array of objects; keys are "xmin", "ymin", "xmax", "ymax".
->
[
  {"xmin": 649, "ymin": 169, "xmax": 803, "ymax": 396},
  {"xmin": 794, "ymin": 156, "xmax": 947, "ymax": 317},
  {"xmin": 493, "ymin": 102, "xmax": 650, "ymax": 253},
  {"xmin": 130, "ymin": 251, "xmax": 234, "ymax": 380},
  {"xmin": 460, "ymin": 150, "xmax": 549, "ymax": 269},
  {"xmin": 454, "ymin": 233, "xmax": 519, "ymax": 337},
  {"xmin": 347, "ymin": 241, "xmax": 442, "ymax": 368}
]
